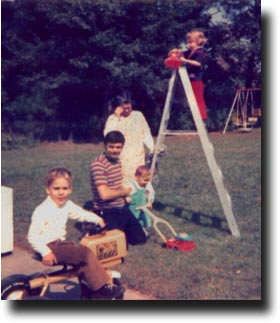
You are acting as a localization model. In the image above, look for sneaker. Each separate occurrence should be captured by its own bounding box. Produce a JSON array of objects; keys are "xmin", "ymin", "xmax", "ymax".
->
[{"xmin": 91, "ymin": 283, "xmax": 125, "ymax": 300}]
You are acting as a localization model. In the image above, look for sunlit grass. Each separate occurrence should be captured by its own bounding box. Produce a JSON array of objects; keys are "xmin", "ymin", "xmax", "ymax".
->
[{"xmin": 1, "ymin": 129, "xmax": 261, "ymax": 300}]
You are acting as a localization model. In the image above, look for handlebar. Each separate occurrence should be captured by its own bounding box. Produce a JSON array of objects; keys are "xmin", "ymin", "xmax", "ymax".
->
[{"xmin": 75, "ymin": 222, "xmax": 107, "ymax": 238}]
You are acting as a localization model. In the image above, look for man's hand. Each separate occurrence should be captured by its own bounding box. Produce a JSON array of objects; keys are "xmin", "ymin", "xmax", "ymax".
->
[
  {"xmin": 125, "ymin": 196, "xmax": 132, "ymax": 203},
  {"xmin": 122, "ymin": 186, "xmax": 132, "ymax": 197},
  {"xmin": 42, "ymin": 252, "xmax": 58, "ymax": 266}
]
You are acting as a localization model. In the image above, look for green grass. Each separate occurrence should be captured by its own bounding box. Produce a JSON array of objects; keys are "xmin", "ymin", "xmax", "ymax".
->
[{"xmin": 1, "ymin": 129, "xmax": 261, "ymax": 300}]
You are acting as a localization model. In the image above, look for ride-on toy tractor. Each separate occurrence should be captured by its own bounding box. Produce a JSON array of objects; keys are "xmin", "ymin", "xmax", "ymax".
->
[{"xmin": 1, "ymin": 224, "xmax": 127, "ymax": 300}]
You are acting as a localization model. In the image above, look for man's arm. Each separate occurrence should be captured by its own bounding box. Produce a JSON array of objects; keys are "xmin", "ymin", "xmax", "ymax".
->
[{"xmin": 97, "ymin": 184, "xmax": 131, "ymax": 201}]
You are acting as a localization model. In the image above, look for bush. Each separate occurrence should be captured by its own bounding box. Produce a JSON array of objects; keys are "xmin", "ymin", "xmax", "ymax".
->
[{"xmin": 1, "ymin": 132, "xmax": 38, "ymax": 151}]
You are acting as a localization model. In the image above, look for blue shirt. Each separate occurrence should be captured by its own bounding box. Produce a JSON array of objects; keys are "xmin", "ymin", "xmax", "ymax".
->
[{"xmin": 183, "ymin": 47, "xmax": 206, "ymax": 81}]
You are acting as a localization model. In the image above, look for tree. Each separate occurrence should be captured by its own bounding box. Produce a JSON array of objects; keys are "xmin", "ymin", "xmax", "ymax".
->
[{"xmin": 1, "ymin": 0, "xmax": 261, "ymax": 146}]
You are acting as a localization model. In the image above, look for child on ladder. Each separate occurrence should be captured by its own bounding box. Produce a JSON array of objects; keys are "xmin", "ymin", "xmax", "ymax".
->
[{"xmin": 180, "ymin": 29, "xmax": 208, "ymax": 123}]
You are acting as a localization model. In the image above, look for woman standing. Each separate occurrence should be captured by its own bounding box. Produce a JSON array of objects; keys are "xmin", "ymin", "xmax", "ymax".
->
[{"xmin": 104, "ymin": 95, "xmax": 154, "ymax": 184}]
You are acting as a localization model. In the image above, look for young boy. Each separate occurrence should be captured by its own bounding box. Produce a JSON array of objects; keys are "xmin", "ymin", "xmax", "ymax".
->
[
  {"xmin": 126, "ymin": 165, "xmax": 154, "ymax": 231},
  {"xmin": 28, "ymin": 167, "xmax": 124, "ymax": 299}
]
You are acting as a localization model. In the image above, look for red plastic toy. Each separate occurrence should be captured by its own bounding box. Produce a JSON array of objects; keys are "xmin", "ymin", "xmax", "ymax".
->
[
  {"xmin": 164, "ymin": 48, "xmax": 183, "ymax": 69},
  {"xmin": 164, "ymin": 238, "xmax": 196, "ymax": 252},
  {"xmin": 137, "ymin": 206, "xmax": 196, "ymax": 252}
]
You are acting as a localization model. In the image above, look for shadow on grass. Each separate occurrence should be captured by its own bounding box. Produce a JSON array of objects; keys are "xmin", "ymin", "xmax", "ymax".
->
[
  {"xmin": 83, "ymin": 200, "xmax": 230, "ymax": 235},
  {"xmin": 152, "ymin": 201, "xmax": 231, "ymax": 235}
]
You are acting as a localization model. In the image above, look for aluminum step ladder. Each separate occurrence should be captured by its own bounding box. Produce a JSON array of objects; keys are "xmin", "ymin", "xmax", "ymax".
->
[{"xmin": 150, "ymin": 67, "xmax": 240, "ymax": 238}]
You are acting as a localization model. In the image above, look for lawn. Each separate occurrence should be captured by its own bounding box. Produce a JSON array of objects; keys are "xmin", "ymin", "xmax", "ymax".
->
[{"xmin": 1, "ymin": 128, "xmax": 261, "ymax": 300}]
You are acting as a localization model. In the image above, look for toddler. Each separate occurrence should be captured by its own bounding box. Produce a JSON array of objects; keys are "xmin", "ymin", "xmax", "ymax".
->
[{"xmin": 126, "ymin": 165, "xmax": 154, "ymax": 230}]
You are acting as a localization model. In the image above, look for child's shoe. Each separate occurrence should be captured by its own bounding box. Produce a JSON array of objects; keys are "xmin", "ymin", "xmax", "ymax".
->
[{"xmin": 91, "ymin": 283, "xmax": 125, "ymax": 300}]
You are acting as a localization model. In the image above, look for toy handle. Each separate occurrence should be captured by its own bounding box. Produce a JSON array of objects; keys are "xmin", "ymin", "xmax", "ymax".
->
[
  {"xmin": 75, "ymin": 221, "xmax": 107, "ymax": 237},
  {"xmin": 136, "ymin": 205, "xmax": 177, "ymax": 242},
  {"xmin": 87, "ymin": 223, "xmax": 107, "ymax": 236}
]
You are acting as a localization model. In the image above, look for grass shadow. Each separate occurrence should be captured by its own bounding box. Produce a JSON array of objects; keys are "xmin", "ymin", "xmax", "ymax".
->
[
  {"xmin": 83, "ymin": 200, "xmax": 230, "ymax": 234},
  {"xmin": 153, "ymin": 200, "xmax": 231, "ymax": 234}
]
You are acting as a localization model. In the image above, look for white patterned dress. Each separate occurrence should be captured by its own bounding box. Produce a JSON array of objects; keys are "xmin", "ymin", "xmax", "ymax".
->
[{"xmin": 104, "ymin": 110, "xmax": 154, "ymax": 184}]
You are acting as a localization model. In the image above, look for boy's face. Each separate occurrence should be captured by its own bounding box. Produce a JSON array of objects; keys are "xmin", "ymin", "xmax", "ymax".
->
[
  {"xmin": 105, "ymin": 142, "xmax": 124, "ymax": 161},
  {"xmin": 46, "ymin": 177, "xmax": 72, "ymax": 207},
  {"xmin": 136, "ymin": 174, "xmax": 151, "ymax": 188}
]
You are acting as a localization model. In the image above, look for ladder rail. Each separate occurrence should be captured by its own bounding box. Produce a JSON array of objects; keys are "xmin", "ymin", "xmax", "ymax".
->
[
  {"xmin": 178, "ymin": 67, "xmax": 240, "ymax": 237},
  {"xmin": 150, "ymin": 70, "xmax": 177, "ymax": 180},
  {"xmin": 151, "ymin": 66, "xmax": 241, "ymax": 238}
]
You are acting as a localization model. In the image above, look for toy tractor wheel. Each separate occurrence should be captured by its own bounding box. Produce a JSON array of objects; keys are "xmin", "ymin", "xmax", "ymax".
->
[
  {"xmin": 23, "ymin": 296, "xmax": 50, "ymax": 300},
  {"xmin": 113, "ymin": 278, "xmax": 121, "ymax": 286},
  {"xmin": 114, "ymin": 293, "xmax": 124, "ymax": 300},
  {"xmin": 112, "ymin": 278, "xmax": 124, "ymax": 300},
  {"xmin": 79, "ymin": 281, "xmax": 92, "ymax": 299},
  {"xmin": 1, "ymin": 274, "xmax": 31, "ymax": 300}
]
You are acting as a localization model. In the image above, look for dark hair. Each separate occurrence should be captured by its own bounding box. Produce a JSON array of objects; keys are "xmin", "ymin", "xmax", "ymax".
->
[
  {"xmin": 116, "ymin": 96, "xmax": 131, "ymax": 106},
  {"xmin": 104, "ymin": 131, "xmax": 125, "ymax": 145},
  {"xmin": 114, "ymin": 91, "xmax": 132, "ymax": 107}
]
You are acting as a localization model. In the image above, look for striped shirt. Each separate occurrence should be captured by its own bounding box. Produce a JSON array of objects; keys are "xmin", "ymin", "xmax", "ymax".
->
[{"xmin": 90, "ymin": 153, "xmax": 125, "ymax": 209}]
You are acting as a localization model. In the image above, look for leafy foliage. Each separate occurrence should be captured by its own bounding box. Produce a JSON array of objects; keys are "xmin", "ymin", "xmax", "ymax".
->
[{"xmin": 2, "ymin": 0, "xmax": 261, "ymax": 146}]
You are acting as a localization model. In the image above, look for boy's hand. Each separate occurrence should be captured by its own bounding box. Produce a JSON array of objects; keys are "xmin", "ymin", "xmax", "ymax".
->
[
  {"xmin": 43, "ymin": 252, "xmax": 57, "ymax": 266},
  {"xmin": 146, "ymin": 202, "xmax": 153, "ymax": 209},
  {"xmin": 97, "ymin": 218, "xmax": 106, "ymax": 228}
]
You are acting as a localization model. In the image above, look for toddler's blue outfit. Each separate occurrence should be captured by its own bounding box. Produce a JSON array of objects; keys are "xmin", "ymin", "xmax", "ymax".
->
[{"xmin": 127, "ymin": 180, "xmax": 154, "ymax": 228}]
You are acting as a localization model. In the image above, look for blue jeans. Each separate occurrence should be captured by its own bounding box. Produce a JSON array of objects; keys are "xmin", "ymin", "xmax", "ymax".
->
[{"xmin": 95, "ymin": 206, "xmax": 147, "ymax": 245}]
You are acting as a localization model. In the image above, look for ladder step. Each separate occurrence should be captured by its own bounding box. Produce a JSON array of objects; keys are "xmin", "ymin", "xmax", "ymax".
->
[{"xmin": 163, "ymin": 130, "xmax": 198, "ymax": 136}]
